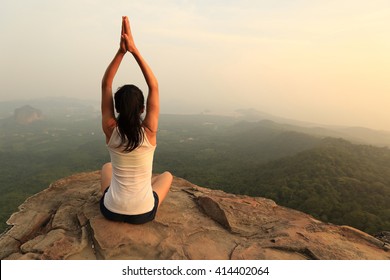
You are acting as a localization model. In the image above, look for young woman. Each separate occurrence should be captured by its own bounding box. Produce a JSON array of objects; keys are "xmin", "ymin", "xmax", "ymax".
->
[{"xmin": 100, "ymin": 16, "xmax": 172, "ymax": 224}]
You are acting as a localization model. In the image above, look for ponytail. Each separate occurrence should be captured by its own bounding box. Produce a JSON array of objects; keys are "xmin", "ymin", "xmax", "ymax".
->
[{"xmin": 114, "ymin": 85, "xmax": 145, "ymax": 152}]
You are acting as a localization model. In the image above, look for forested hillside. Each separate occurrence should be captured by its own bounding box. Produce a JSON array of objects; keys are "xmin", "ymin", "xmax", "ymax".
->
[
  {"xmin": 0, "ymin": 115, "xmax": 109, "ymax": 232},
  {"xmin": 228, "ymin": 138, "xmax": 390, "ymax": 233},
  {"xmin": 154, "ymin": 118, "xmax": 390, "ymax": 234}
]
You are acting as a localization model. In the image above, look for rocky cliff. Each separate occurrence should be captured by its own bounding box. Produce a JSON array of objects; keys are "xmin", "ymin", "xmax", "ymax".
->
[{"xmin": 0, "ymin": 171, "xmax": 389, "ymax": 260}]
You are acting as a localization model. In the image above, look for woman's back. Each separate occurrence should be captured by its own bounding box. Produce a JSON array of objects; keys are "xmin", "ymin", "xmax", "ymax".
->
[{"xmin": 103, "ymin": 127, "xmax": 156, "ymax": 215}]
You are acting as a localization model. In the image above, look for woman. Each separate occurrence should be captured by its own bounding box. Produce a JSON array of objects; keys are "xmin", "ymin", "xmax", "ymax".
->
[{"xmin": 100, "ymin": 16, "xmax": 172, "ymax": 224}]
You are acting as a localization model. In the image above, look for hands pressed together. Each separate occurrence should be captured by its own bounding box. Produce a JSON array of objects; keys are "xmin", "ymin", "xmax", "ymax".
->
[{"xmin": 120, "ymin": 16, "xmax": 137, "ymax": 54}]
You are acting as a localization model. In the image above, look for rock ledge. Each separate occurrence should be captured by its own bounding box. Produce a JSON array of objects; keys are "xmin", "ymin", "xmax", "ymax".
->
[{"xmin": 0, "ymin": 171, "xmax": 389, "ymax": 260}]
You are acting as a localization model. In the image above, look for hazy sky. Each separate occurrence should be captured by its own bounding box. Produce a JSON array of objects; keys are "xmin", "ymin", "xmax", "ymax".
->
[{"xmin": 1, "ymin": 0, "xmax": 390, "ymax": 130}]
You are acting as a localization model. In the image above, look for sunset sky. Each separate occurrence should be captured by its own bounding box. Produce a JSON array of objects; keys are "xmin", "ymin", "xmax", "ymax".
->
[{"xmin": 1, "ymin": 0, "xmax": 390, "ymax": 130}]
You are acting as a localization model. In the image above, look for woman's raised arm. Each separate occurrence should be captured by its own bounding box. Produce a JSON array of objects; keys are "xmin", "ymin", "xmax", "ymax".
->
[
  {"xmin": 101, "ymin": 19, "xmax": 127, "ymax": 143},
  {"xmin": 122, "ymin": 16, "xmax": 159, "ymax": 134}
]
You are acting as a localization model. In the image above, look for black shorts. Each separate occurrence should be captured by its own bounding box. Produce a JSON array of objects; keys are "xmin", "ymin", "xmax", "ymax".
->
[{"xmin": 100, "ymin": 187, "xmax": 159, "ymax": 224}]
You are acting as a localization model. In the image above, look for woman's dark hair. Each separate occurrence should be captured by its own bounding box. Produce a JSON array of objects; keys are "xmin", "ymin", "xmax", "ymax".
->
[{"xmin": 114, "ymin": 84, "xmax": 145, "ymax": 152}]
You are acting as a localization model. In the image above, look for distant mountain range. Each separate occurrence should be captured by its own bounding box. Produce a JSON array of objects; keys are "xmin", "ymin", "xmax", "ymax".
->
[
  {"xmin": 233, "ymin": 108, "xmax": 390, "ymax": 147},
  {"xmin": 0, "ymin": 97, "xmax": 100, "ymax": 120},
  {"xmin": 1, "ymin": 97, "xmax": 390, "ymax": 147}
]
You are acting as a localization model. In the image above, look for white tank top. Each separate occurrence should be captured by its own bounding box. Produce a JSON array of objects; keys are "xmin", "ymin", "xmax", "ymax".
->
[{"xmin": 103, "ymin": 127, "xmax": 156, "ymax": 215}]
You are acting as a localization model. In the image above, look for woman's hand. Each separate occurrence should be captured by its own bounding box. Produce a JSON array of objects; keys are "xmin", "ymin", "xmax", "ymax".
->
[
  {"xmin": 119, "ymin": 18, "xmax": 127, "ymax": 54},
  {"xmin": 121, "ymin": 16, "xmax": 137, "ymax": 53}
]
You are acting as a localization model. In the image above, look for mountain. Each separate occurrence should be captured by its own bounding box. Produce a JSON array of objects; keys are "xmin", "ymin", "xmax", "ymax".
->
[
  {"xmin": 235, "ymin": 108, "xmax": 316, "ymax": 127},
  {"xmin": 2, "ymin": 99, "xmax": 390, "ymax": 146},
  {"xmin": 0, "ymin": 172, "xmax": 388, "ymax": 260},
  {"xmin": 0, "ymin": 97, "xmax": 99, "ymax": 121},
  {"xmin": 234, "ymin": 108, "xmax": 390, "ymax": 147},
  {"xmin": 14, "ymin": 105, "xmax": 43, "ymax": 125}
]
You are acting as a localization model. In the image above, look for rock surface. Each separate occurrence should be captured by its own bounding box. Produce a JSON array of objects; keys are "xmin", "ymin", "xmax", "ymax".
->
[{"xmin": 0, "ymin": 171, "xmax": 389, "ymax": 260}]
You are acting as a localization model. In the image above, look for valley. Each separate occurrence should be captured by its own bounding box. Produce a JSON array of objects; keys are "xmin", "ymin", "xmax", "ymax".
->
[{"xmin": 0, "ymin": 100, "xmax": 389, "ymax": 234}]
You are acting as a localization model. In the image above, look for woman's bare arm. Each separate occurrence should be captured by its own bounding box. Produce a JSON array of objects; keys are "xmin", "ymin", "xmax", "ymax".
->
[
  {"xmin": 101, "ymin": 19, "xmax": 127, "ymax": 143},
  {"xmin": 122, "ymin": 16, "xmax": 159, "ymax": 134}
]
